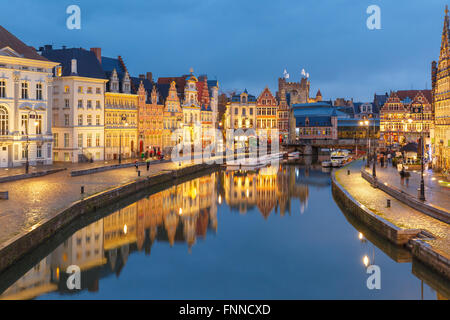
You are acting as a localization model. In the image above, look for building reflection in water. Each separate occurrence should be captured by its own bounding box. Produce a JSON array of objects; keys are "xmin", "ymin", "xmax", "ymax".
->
[{"xmin": 0, "ymin": 164, "xmax": 347, "ymax": 300}]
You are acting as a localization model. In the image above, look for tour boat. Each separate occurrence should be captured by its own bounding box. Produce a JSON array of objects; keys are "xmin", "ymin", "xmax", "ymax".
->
[
  {"xmin": 288, "ymin": 151, "xmax": 300, "ymax": 159},
  {"xmin": 330, "ymin": 150, "xmax": 350, "ymax": 167}
]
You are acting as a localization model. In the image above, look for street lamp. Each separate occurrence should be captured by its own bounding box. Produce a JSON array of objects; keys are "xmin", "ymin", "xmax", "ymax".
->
[
  {"xmin": 419, "ymin": 104, "xmax": 425, "ymax": 201},
  {"xmin": 372, "ymin": 116, "xmax": 377, "ymax": 179},
  {"xmin": 25, "ymin": 110, "xmax": 38, "ymax": 174},
  {"xmin": 118, "ymin": 114, "xmax": 128, "ymax": 165},
  {"xmin": 359, "ymin": 119, "xmax": 370, "ymax": 167}
]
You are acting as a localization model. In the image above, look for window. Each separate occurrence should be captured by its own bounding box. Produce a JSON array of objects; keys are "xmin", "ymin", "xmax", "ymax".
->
[
  {"xmin": 78, "ymin": 100, "xmax": 83, "ymax": 108},
  {"xmin": 235, "ymin": 108, "xmax": 238, "ymax": 115},
  {"xmin": 87, "ymin": 133, "xmax": 92, "ymax": 147},
  {"xmin": 36, "ymin": 145, "xmax": 42, "ymax": 158},
  {"xmin": 96, "ymin": 115, "xmax": 100, "ymax": 126},
  {"xmin": 87, "ymin": 100, "xmax": 92, "ymax": 109},
  {"xmin": 64, "ymin": 86, "xmax": 70, "ymax": 93},
  {"xmin": 96, "ymin": 101, "xmax": 101, "ymax": 109},
  {"xmin": 96, "ymin": 88, "xmax": 101, "ymax": 94},
  {"xmin": 0, "ymin": 106, "xmax": 8, "ymax": 135},
  {"xmin": 21, "ymin": 114, "xmax": 28, "ymax": 134},
  {"xmin": 87, "ymin": 87, "xmax": 92, "ymax": 94},
  {"xmin": 64, "ymin": 152, "xmax": 70, "ymax": 161},
  {"xmin": 249, "ymin": 108, "xmax": 253, "ymax": 115},
  {"xmin": 96, "ymin": 133, "xmax": 100, "ymax": 147},
  {"xmin": 21, "ymin": 82, "xmax": 29, "ymax": 99},
  {"xmin": 78, "ymin": 115, "xmax": 83, "ymax": 126},
  {"xmin": 78, "ymin": 86, "xmax": 83, "ymax": 93},
  {"xmin": 64, "ymin": 114, "xmax": 70, "ymax": 126},
  {"xmin": 0, "ymin": 80, "xmax": 6, "ymax": 98},
  {"xmin": 36, "ymin": 83, "xmax": 43, "ymax": 100},
  {"xmin": 64, "ymin": 99, "xmax": 70, "ymax": 109},
  {"xmin": 87, "ymin": 115, "xmax": 92, "ymax": 126},
  {"xmin": 36, "ymin": 115, "xmax": 42, "ymax": 134},
  {"xmin": 78, "ymin": 133, "xmax": 83, "ymax": 148},
  {"xmin": 53, "ymin": 133, "xmax": 58, "ymax": 148},
  {"xmin": 64, "ymin": 133, "xmax": 69, "ymax": 148}
]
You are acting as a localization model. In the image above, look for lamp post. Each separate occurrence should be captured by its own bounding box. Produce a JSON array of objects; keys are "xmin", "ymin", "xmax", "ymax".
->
[
  {"xmin": 118, "ymin": 114, "xmax": 128, "ymax": 165},
  {"xmin": 359, "ymin": 119, "xmax": 370, "ymax": 167},
  {"xmin": 419, "ymin": 104, "xmax": 425, "ymax": 201},
  {"xmin": 25, "ymin": 110, "xmax": 38, "ymax": 174}
]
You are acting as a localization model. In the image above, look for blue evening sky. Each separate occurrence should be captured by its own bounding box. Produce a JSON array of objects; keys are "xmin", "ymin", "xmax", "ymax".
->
[{"xmin": 1, "ymin": 0, "xmax": 446, "ymax": 101}]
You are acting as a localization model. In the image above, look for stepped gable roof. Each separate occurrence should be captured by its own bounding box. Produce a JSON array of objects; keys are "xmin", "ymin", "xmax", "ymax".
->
[
  {"xmin": 396, "ymin": 90, "xmax": 432, "ymax": 104},
  {"xmin": 0, "ymin": 25, "xmax": 49, "ymax": 61},
  {"xmin": 40, "ymin": 47, "xmax": 105, "ymax": 78}
]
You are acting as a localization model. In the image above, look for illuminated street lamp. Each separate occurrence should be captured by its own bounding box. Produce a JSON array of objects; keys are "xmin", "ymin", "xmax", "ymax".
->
[
  {"xmin": 119, "ymin": 114, "xmax": 128, "ymax": 165},
  {"xmin": 359, "ymin": 119, "xmax": 370, "ymax": 167},
  {"xmin": 418, "ymin": 104, "xmax": 425, "ymax": 201},
  {"xmin": 25, "ymin": 110, "xmax": 39, "ymax": 174}
]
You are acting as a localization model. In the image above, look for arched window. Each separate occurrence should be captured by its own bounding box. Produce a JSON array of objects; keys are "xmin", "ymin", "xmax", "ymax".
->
[{"xmin": 0, "ymin": 106, "xmax": 8, "ymax": 136}]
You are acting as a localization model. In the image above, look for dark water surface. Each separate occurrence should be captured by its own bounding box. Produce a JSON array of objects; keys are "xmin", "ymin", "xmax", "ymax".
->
[{"xmin": 0, "ymin": 161, "xmax": 448, "ymax": 300}]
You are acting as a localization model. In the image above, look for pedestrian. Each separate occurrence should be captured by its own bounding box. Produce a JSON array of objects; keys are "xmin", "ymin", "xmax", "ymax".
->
[
  {"xmin": 380, "ymin": 156, "xmax": 384, "ymax": 168},
  {"xmin": 157, "ymin": 149, "xmax": 161, "ymax": 160},
  {"xmin": 387, "ymin": 153, "xmax": 391, "ymax": 164},
  {"xmin": 146, "ymin": 158, "xmax": 150, "ymax": 171},
  {"xmin": 135, "ymin": 160, "xmax": 138, "ymax": 171}
]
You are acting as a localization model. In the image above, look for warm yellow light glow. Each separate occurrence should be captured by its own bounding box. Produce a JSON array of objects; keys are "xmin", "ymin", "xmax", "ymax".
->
[
  {"xmin": 358, "ymin": 232, "xmax": 364, "ymax": 240},
  {"xmin": 364, "ymin": 120, "xmax": 369, "ymax": 125},
  {"xmin": 363, "ymin": 255, "xmax": 370, "ymax": 267},
  {"xmin": 34, "ymin": 121, "xmax": 38, "ymax": 126},
  {"xmin": 218, "ymin": 195, "xmax": 222, "ymax": 204},
  {"xmin": 56, "ymin": 267, "xmax": 60, "ymax": 280},
  {"xmin": 123, "ymin": 224, "xmax": 128, "ymax": 234},
  {"xmin": 179, "ymin": 207, "xmax": 183, "ymax": 215},
  {"xmin": 408, "ymin": 118, "xmax": 413, "ymax": 124}
]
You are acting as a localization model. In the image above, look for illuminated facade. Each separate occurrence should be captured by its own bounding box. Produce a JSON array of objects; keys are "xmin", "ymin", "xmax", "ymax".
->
[
  {"xmin": 0, "ymin": 28, "xmax": 58, "ymax": 168},
  {"xmin": 162, "ymin": 81, "xmax": 183, "ymax": 149},
  {"xmin": 379, "ymin": 90, "xmax": 433, "ymax": 147},
  {"xmin": 41, "ymin": 46, "xmax": 108, "ymax": 162},
  {"xmin": 431, "ymin": 6, "xmax": 450, "ymax": 171},
  {"xmin": 137, "ymin": 81, "xmax": 164, "ymax": 154},
  {"xmin": 256, "ymin": 87, "xmax": 278, "ymax": 138}
]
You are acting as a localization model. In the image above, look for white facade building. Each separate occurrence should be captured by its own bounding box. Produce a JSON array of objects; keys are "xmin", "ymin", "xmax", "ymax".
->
[
  {"xmin": 40, "ymin": 46, "xmax": 108, "ymax": 162},
  {"xmin": 0, "ymin": 26, "xmax": 59, "ymax": 168}
]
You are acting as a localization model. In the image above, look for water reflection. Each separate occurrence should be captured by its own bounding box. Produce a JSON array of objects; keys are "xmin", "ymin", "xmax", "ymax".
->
[{"xmin": 0, "ymin": 162, "xmax": 448, "ymax": 300}]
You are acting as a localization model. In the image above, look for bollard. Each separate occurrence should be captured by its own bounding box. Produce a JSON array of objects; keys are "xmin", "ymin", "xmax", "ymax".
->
[
  {"xmin": 347, "ymin": 170, "xmax": 350, "ymax": 175},
  {"xmin": 81, "ymin": 186, "xmax": 85, "ymax": 194},
  {"xmin": 138, "ymin": 170, "xmax": 141, "ymax": 177},
  {"xmin": 387, "ymin": 199, "xmax": 391, "ymax": 208}
]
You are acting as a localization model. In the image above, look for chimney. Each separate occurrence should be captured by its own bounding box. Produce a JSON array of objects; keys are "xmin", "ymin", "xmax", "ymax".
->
[
  {"xmin": 146, "ymin": 72, "xmax": 152, "ymax": 82},
  {"xmin": 90, "ymin": 47, "xmax": 102, "ymax": 63},
  {"xmin": 71, "ymin": 59, "xmax": 77, "ymax": 75}
]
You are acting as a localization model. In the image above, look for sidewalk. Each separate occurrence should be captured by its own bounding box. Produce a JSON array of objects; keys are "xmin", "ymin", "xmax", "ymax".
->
[
  {"xmin": 367, "ymin": 163, "xmax": 450, "ymax": 211},
  {"xmin": 336, "ymin": 160, "xmax": 450, "ymax": 258},
  {"xmin": 0, "ymin": 159, "xmax": 195, "ymax": 247}
]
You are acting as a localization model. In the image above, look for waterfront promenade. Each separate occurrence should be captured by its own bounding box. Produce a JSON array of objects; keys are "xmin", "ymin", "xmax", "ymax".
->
[
  {"xmin": 336, "ymin": 160, "xmax": 450, "ymax": 259},
  {"xmin": 0, "ymin": 159, "xmax": 193, "ymax": 247},
  {"xmin": 366, "ymin": 164, "xmax": 450, "ymax": 211}
]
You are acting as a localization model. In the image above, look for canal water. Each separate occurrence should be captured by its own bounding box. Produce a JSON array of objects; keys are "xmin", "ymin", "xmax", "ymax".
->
[{"xmin": 0, "ymin": 160, "xmax": 448, "ymax": 300}]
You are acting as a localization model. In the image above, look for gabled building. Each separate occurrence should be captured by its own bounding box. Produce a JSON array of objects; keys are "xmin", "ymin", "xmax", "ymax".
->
[
  {"xmin": 97, "ymin": 50, "xmax": 139, "ymax": 160},
  {"xmin": 277, "ymin": 88, "xmax": 289, "ymax": 142},
  {"xmin": 0, "ymin": 27, "xmax": 59, "ymax": 168},
  {"xmin": 379, "ymin": 90, "xmax": 432, "ymax": 147},
  {"xmin": 256, "ymin": 87, "xmax": 278, "ymax": 138},
  {"xmin": 40, "ymin": 46, "xmax": 107, "ymax": 162},
  {"xmin": 431, "ymin": 6, "xmax": 450, "ymax": 171}
]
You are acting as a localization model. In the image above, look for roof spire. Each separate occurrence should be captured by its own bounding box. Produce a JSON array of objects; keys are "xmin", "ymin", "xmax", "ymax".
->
[{"xmin": 446, "ymin": 5, "xmax": 449, "ymax": 16}]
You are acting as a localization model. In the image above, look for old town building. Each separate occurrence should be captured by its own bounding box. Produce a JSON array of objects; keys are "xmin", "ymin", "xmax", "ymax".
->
[
  {"xmin": 160, "ymin": 80, "xmax": 183, "ymax": 149},
  {"xmin": 40, "ymin": 46, "xmax": 107, "ymax": 162},
  {"xmin": 256, "ymin": 87, "xmax": 278, "ymax": 139},
  {"xmin": 99, "ymin": 52, "xmax": 138, "ymax": 160},
  {"xmin": 136, "ymin": 79, "xmax": 164, "ymax": 155},
  {"xmin": 379, "ymin": 90, "xmax": 433, "ymax": 148},
  {"xmin": 0, "ymin": 27, "xmax": 58, "ymax": 168},
  {"xmin": 277, "ymin": 88, "xmax": 290, "ymax": 142},
  {"xmin": 431, "ymin": 6, "xmax": 450, "ymax": 171},
  {"xmin": 227, "ymin": 90, "xmax": 257, "ymax": 144}
]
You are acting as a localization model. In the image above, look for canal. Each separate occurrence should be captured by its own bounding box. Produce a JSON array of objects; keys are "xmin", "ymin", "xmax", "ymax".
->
[{"xmin": 0, "ymin": 160, "xmax": 448, "ymax": 300}]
